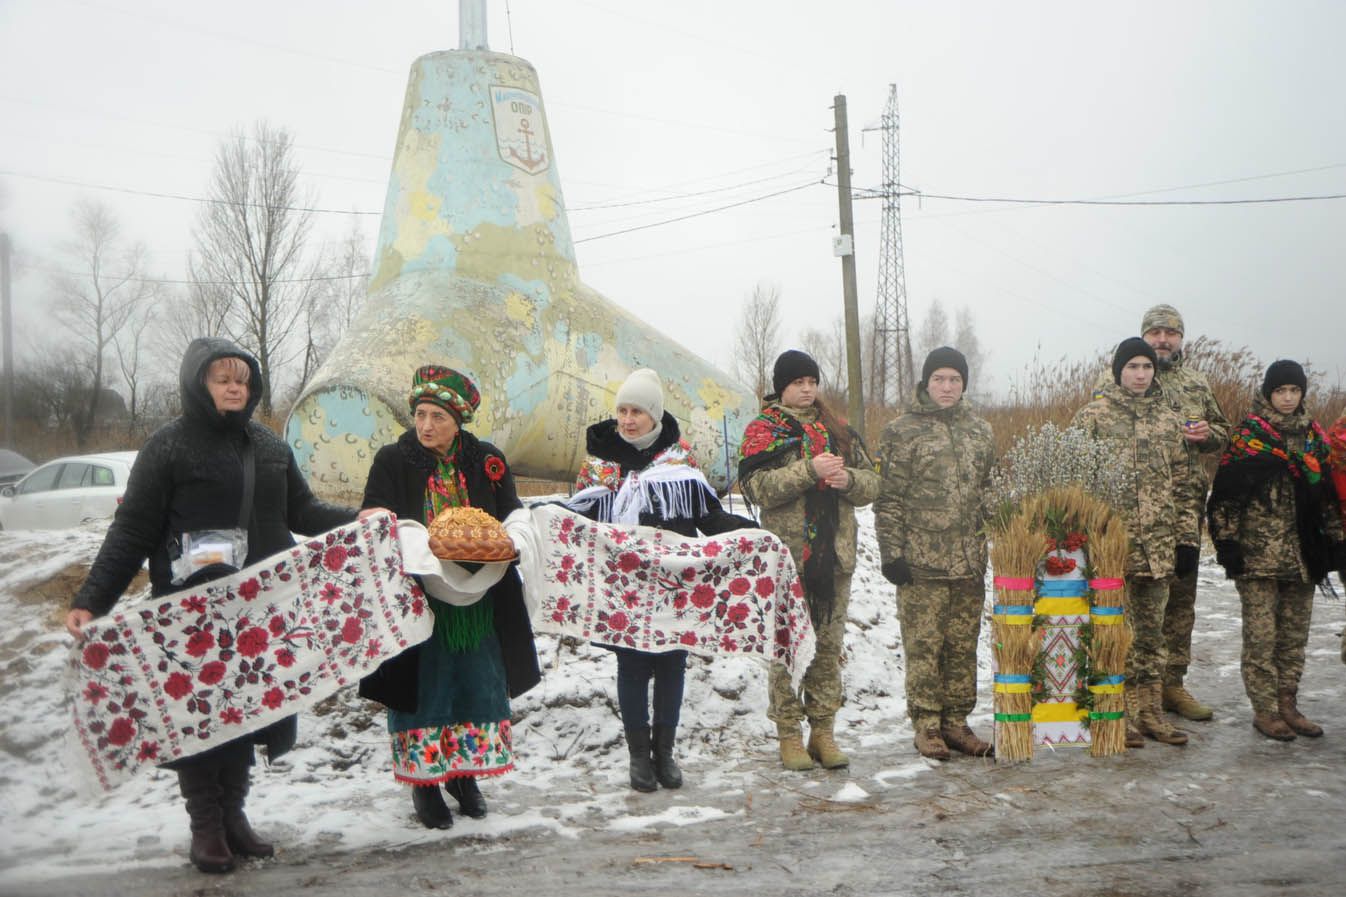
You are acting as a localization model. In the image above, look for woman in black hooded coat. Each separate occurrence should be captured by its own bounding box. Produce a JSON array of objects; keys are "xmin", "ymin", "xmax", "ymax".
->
[{"xmin": 66, "ymin": 337, "xmax": 356, "ymax": 874}]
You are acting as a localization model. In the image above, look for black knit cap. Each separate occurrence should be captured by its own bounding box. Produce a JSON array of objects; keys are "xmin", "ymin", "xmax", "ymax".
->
[
  {"xmin": 1261, "ymin": 359, "xmax": 1308, "ymax": 400},
  {"xmin": 1112, "ymin": 337, "xmax": 1158, "ymax": 384},
  {"xmin": 772, "ymin": 349, "xmax": 821, "ymax": 396},
  {"xmin": 920, "ymin": 346, "xmax": 969, "ymax": 389}
]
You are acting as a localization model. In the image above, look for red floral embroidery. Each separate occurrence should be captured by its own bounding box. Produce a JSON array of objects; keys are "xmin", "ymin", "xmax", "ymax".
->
[
  {"xmin": 180, "ymin": 595, "xmax": 208, "ymax": 614},
  {"xmin": 220, "ymin": 707, "xmax": 244, "ymax": 726},
  {"xmin": 82, "ymin": 643, "xmax": 110, "ymax": 670},
  {"xmin": 702, "ymin": 541, "xmax": 721, "ymax": 557},
  {"xmin": 690, "ymin": 584, "xmax": 716, "ymax": 608},
  {"xmin": 274, "ymin": 648, "xmax": 296, "ymax": 668},
  {"xmin": 198, "ymin": 661, "xmax": 227, "ymax": 685},
  {"xmin": 107, "ymin": 718, "xmax": 135, "ymax": 746},
  {"xmin": 238, "ymin": 578, "xmax": 261, "ymax": 600},
  {"xmin": 261, "ymin": 687, "xmax": 284, "ymax": 709},
  {"xmin": 236, "ymin": 627, "xmax": 270, "ymax": 657},
  {"xmin": 341, "ymin": 617, "xmax": 363, "ymax": 644},
  {"xmin": 728, "ymin": 577, "xmax": 751, "ymax": 596},
  {"xmin": 185, "ymin": 630, "xmax": 215, "ymax": 657},
  {"xmin": 83, "ymin": 682, "xmax": 109, "ymax": 704},
  {"xmin": 754, "ymin": 576, "xmax": 775, "ymax": 598},
  {"xmin": 727, "ymin": 603, "xmax": 749, "ymax": 623},
  {"xmin": 164, "ymin": 672, "xmax": 193, "ymax": 699},
  {"xmin": 680, "ymin": 631, "xmax": 699, "ymax": 646},
  {"xmin": 323, "ymin": 546, "xmax": 349, "ymax": 572},
  {"xmin": 617, "ymin": 552, "xmax": 641, "ymax": 573}
]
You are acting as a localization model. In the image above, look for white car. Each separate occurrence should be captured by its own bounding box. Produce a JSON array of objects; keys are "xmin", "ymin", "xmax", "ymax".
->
[{"xmin": 0, "ymin": 451, "xmax": 138, "ymax": 530}]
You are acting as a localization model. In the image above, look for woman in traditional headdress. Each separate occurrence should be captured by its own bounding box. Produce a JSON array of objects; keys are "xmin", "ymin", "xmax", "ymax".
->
[
  {"xmin": 1208, "ymin": 360, "xmax": 1345, "ymax": 740},
  {"xmin": 358, "ymin": 365, "xmax": 540, "ymax": 828},
  {"xmin": 738, "ymin": 350, "xmax": 880, "ymax": 771}
]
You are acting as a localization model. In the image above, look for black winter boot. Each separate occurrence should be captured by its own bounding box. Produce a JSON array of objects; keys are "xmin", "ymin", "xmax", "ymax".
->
[
  {"xmin": 651, "ymin": 725, "xmax": 683, "ymax": 789},
  {"xmin": 218, "ymin": 761, "xmax": 274, "ymax": 858},
  {"xmin": 445, "ymin": 776, "xmax": 488, "ymax": 819},
  {"xmin": 412, "ymin": 784, "xmax": 454, "ymax": 829},
  {"xmin": 626, "ymin": 727, "xmax": 657, "ymax": 792},
  {"xmin": 176, "ymin": 766, "xmax": 235, "ymax": 874}
]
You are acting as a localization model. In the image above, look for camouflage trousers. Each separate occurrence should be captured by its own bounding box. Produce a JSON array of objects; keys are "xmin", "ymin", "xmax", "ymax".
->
[
  {"xmin": 896, "ymin": 577, "xmax": 985, "ymax": 732},
  {"xmin": 1125, "ymin": 576, "xmax": 1170, "ymax": 684},
  {"xmin": 1235, "ymin": 577, "xmax": 1314, "ymax": 714},
  {"xmin": 1162, "ymin": 565, "xmax": 1199, "ymax": 685},
  {"xmin": 767, "ymin": 572, "xmax": 851, "ymax": 725}
]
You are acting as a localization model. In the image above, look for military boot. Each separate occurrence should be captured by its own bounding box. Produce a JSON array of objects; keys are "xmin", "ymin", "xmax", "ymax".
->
[
  {"xmin": 177, "ymin": 766, "xmax": 235, "ymax": 874},
  {"xmin": 1137, "ymin": 681, "xmax": 1188, "ymax": 745},
  {"xmin": 777, "ymin": 723, "xmax": 815, "ymax": 771},
  {"xmin": 625, "ymin": 727, "xmax": 658, "ymax": 792},
  {"xmin": 806, "ymin": 717, "xmax": 850, "ymax": 769},
  {"xmin": 940, "ymin": 723, "xmax": 994, "ymax": 758},
  {"xmin": 1163, "ymin": 682, "xmax": 1214, "ymax": 721},
  {"xmin": 913, "ymin": 726, "xmax": 951, "ymax": 761},
  {"xmin": 1278, "ymin": 688, "xmax": 1323, "ymax": 737},
  {"xmin": 1253, "ymin": 711, "xmax": 1296, "ymax": 741},
  {"xmin": 217, "ymin": 761, "xmax": 274, "ymax": 858},
  {"xmin": 1123, "ymin": 684, "xmax": 1145, "ymax": 749}
]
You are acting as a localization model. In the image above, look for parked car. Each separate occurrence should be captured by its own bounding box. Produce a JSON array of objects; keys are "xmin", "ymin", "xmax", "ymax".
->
[
  {"xmin": 0, "ymin": 449, "xmax": 35, "ymax": 488},
  {"xmin": 0, "ymin": 451, "xmax": 138, "ymax": 530}
]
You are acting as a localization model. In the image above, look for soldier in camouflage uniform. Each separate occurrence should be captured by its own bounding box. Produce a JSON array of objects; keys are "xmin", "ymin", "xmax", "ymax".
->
[
  {"xmin": 1074, "ymin": 338, "xmax": 1201, "ymax": 747},
  {"xmin": 739, "ymin": 350, "xmax": 880, "ymax": 771},
  {"xmin": 1207, "ymin": 361, "xmax": 1345, "ymax": 741},
  {"xmin": 874, "ymin": 347, "xmax": 996, "ymax": 761},
  {"xmin": 1093, "ymin": 305, "xmax": 1230, "ymax": 720}
]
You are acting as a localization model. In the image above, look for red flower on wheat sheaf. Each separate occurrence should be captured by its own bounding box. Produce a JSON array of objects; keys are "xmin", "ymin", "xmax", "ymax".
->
[
  {"xmin": 198, "ymin": 661, "xmax": 227, "ymax": 685},
  {"xmin": 755, "ymin": 576, "xmax": 775, "ymax": 598},
  {"xmin": 237, "ymin": 627, "xmax": 270, "ymax": 657},
  {"xmin": 107, "ymin": 717, "xmax": 136, "ymax": 747},
  {"xmin": 1044, "ymin": 555, "xmax": 1077, "ymax": 576},
  {"xmin": 727, "ymin": 603, "xmax": 750, "ymax": 624},
  {"xmin": 82, "ymin": 642, "xmax": 110, "ymax": 670},
  {"xmin": 617, "ymin": 551, "xmax": 641, "ymax": 573},
  {"xmin": 261, "ymin": 687, "xmax": 285, "ymax": 710},
  {"xmin": 483, "ymin": 455, "xmax": 507, "ymax": 482},
  {"xmin": 690, "ymin": 584, "xmax": 716, "ymax": 609},
  {"xmin": 728, "ymin": 577, "xmax": 751, "ymax": 597},
  {"xmin": 607, "ymin": 611, "xmax": 629, "ymax": 632},
  {"xmin": 238, "ymin": 578, "xmax": 261, "ymax": 601},
  {"xmin": 164, "ymin": 672, "xmax": 194, "ymax": 700},
  {"xmin": 185, "ymin": 630, "xmax": 215, "ymax": 657},
  {"xmin": 341, "ymin": 617, "xmax": 364, "ymax": 644},
  {"xmin": 323, "ymin": 545, "xmax": 349, "ymax": 572}
]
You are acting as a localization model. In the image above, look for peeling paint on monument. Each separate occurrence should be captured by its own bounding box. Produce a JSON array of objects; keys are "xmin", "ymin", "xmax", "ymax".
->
[{"xmin": 285, "ymin": 50, "xmax": 758, "ymax": 501}]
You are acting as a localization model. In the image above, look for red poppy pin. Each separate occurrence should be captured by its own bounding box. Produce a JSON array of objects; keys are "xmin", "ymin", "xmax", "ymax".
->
[{"xmin": 484, "ymin": 455, "xmax": 507, "ymax": 482}]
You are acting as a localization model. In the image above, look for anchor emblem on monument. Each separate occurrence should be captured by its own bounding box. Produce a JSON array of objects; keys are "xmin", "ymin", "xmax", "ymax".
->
[{"xmin": 508, "ymin": 118, "xmax": 547, "ymax": 172}]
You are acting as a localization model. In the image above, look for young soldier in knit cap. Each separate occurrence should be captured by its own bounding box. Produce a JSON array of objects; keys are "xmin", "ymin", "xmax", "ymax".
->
[
  {"xmin": 569, "ymin": 369, "xmax": 756, "ymax": 791},
  {"xmin": 874, "ymin": 347, "xmax": 996, "ymax": 759},
  {"xmin": 739, "ymin": 350, "xmax": 880, "ymax": 770},
  {"xmin": 1207, "ymin": 360, "xmax": 1346, "ymax": 740},
  {"xmin": 1095, "ymin": 306, "xmax": 1229, "ymax": 719},
  {"xmin": 1076, "ymin": 338, "xmax": 1201, "ymax": 747}
]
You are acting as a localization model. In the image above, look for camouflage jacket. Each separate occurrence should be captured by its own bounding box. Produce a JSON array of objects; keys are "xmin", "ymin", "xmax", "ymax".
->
[
  {"xmin": 873, "ymin": 390, "xmax": 995, "ymax": 580},
  {"xmin": 1072, "ymin": 382, "xmax": 1200, "ymax": 578},
  {"xmin": 1207, "ymin": 396, "xmax": 1344, "ymax": 581},
  {"xmin": 1092, "ymin": 354, "xmax": 1230, "ymax": 502},
  {"xmin": 739, "ymin": 402, "xmax": 880, "ymax": 575}
]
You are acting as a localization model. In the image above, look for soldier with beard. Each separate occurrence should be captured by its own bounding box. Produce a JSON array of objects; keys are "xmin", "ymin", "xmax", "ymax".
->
[{"xmin": 1095, "ymin": 305, "xmax": 1229, "ymax": 721}]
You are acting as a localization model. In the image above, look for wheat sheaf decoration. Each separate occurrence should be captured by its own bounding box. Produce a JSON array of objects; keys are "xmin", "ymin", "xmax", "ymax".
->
[{"xmin": 987, "ymin": 425, "xmax": 1134, "ymax": 763}]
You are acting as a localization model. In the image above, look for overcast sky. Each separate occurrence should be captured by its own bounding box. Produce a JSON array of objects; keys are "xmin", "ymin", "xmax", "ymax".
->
[{"xmin": 2, "ymin": 0, "xmax": 1343, "ymax": 399}]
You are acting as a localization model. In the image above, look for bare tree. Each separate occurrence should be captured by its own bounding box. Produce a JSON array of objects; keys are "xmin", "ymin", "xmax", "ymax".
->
[
  {"xmin": 733, "ymin": 281, "xmax": 783, "ymax": 398},
  {"xmin": 294, "ymin": 220, "xmax": 368, "ymax": 395},
  {"xmin": 191, "ymin": 121, "xmax": 316, "ymax": 417},
  {"xmin": 51, "ymin": 200, "xmax": 157, "ymax": 448},
  {"xmin": 954, "ymin": 305, "xmax": 988, "ymax": 395},
  {"xmin": 113, "ymin": 290, "xmax": 162, "ymax": 438},
  {"xmin": 800, "ymin": 314, "xmax": 847, "ymax": 398},
  {"xmin": 915, "ymin": 298, "xmax": 950, "ymax": 364}
]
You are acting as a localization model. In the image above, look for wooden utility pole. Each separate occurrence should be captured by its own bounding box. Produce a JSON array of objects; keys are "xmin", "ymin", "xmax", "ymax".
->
[{"xmin": 832, "ymin": 95, "xmax": 865, "ymax": 439}]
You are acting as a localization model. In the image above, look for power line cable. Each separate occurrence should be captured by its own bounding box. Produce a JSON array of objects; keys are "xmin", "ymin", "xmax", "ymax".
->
[{"xmin": 572, "ymin": 180, "xmax": 822, "ymax": 244}]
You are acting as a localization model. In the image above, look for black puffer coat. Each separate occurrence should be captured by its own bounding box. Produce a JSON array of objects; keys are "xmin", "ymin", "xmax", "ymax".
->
[
  {"xmin": 356, "ymin": 428, "xmax": 541, "ymax": 712},
  {"xmin": 71, "ymin": 336, "xmax": 355, "ymax": 759}
]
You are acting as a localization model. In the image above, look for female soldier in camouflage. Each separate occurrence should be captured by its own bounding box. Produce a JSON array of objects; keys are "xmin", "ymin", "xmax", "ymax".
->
[
  {"xmin": 1072, "ymin": 338, "xmax": 1200, "ymax": 748},
  {"xmin": 1207, "ymin": 360, "xmax": 1345, "ymax": 740},
  {"xmin": 874, "ymin": 347, "xmax": 996, "ymax": 760},
  {"xmin": 739, "ymin": 350, "xmax": 880, "ymax": 771}
]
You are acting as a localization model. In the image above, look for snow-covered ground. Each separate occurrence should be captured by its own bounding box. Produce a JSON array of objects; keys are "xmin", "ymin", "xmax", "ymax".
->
[{"xmin": 1, "ymin": 505, "xmax": 1343, "ymax": 891}]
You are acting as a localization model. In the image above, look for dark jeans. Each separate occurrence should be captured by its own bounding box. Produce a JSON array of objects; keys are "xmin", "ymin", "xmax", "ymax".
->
[{"xmin": 613, "ymin": 646, "xmax": 687, "ymax": 730}]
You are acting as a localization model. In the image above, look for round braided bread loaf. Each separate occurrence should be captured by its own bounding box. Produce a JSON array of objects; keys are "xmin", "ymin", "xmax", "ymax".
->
[{"xmin": 427, "ymin": 506, "xmax": 517, "ymax": 562}]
